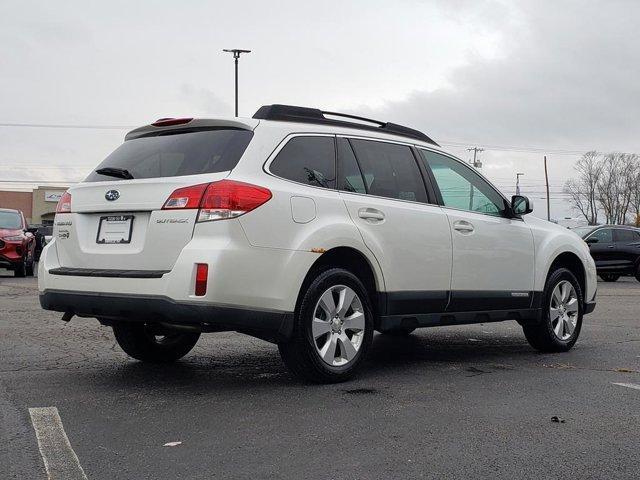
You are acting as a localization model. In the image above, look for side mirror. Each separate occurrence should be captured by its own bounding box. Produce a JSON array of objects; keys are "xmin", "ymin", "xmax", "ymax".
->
[
  {"xmin": 585, "ymin": 237, "xmax": 599, "ymax": 244},
  {"xmin": 511, "ymin": 195, "xmax": 533, "ymax": 216}
]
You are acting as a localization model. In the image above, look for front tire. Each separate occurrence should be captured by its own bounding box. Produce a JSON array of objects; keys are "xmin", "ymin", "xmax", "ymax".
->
[
  {"xmin": 599, "ymin": 273, "xmax": 619, "ymax": 282},
  {"xmin": 112, "ymin": 322, "xmax": 200, "ymax": 363},
  {"xmin": 523, "ymin": 267, "xmax": 583, "ymax": 352},
  {"xmin": 278, "ymin": 268, "xmax": 374, "ymax": 383}
]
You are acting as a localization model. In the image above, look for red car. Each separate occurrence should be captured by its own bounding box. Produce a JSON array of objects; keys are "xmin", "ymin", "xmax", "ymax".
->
[{"xmin": 0, "ymin": 208, "xmax": 36, "ymax": 277}]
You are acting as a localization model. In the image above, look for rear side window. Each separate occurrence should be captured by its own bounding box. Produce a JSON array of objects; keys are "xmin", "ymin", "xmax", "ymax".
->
[
  {"xmin": 614, "ymin": 229, "xmax": 640, "ymax": 242},
  {"xmin": 337, "ymin": 138, "xmax": 366, "ymax": 194},
  {"xmin": 270, "ymin": 136, "xmax": 336, "ymax": 188},
  {"xmin": 349, "ymin": 139, "xmax": 427, "ymax": 202},
  {"xmin": 85, "ymin": 129, "xmax": 253, "ymax": 182}
]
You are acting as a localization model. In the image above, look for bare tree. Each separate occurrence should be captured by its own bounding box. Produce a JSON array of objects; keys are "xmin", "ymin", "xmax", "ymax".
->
[
  {"xmin": 563, "ymin": 151, "xmax": 602, "ymax": 225},
  {"xmin": 597, "ymin": 153, "xmax": 639, "ymax": 224},
  {"xmin": 629, "ymin": 156, "xmax": 640, "ymax": 226}
]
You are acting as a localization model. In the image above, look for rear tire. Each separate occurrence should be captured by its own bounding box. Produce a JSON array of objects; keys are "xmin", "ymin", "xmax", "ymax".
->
[
  {"xmin": 599, "ymin": 273, "xmax": 620, "ymax": 282},
  {"xmin": 112, "ymin": 322, "xmax": 200, "ymax": 363},
  {"xmin": 13, "ymin": 261, "xmax": 26, "ymax": 278},
  {"xmin": 635, "ymin": 264, "xmax": 640, "ymax": 283},
  {"xmin": 278, "ymin": 268, "xmax": 374, "ymax": 383},
  {"xmin": 523, "ymin": 267, "xmax": 583, "ymax": 352}
]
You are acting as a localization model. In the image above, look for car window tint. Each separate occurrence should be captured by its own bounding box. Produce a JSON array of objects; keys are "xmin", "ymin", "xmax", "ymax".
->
[
  {"xmin": 270, "ymin": 136, "xmax": 336, "ymax": 189},
  {"xmin": 420, "ymin": 150, "xmax": 505, "ymax": 216},
  {"xmin": 614, "ymin": 229, "xmax": 640, "ymax": 242},
  {"xmin": 85, "ymin": 129, "xmax": 253, "ymax": 181},
  {"xmin": 588, "ymin": 228, "xmax": 613, "ymax": 243},
  {"xmin": 349, "ymin": 139, "xmax": 427, "ymax": 202},
  {"xmin": 336, "ymin": 138, "xmax": 366, "ymax": 194}
]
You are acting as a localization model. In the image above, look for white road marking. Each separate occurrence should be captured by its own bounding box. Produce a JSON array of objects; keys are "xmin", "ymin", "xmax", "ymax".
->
[
  {"xmin": 612, "ymin": 382, "xmax": 640, "ymax": 391},
  {"xmin": 29, "ymin": 407, "xmax": 88, "ymax": 480}
]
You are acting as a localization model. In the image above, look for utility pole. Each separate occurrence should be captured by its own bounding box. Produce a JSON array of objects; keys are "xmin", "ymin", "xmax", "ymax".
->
[
  {"xmin": 544, "ymin": 155, "xmax": 551, "ymax": 221},
  {"xmin": 467, "ymin": 147, "xmax": 484, "ymax": 168},
  {"xmin": 222, "ymin": 49, "xmax": 251, "ymax": 117},
  {"xmin": 516, "ymin": 172, "xmax": 524, "ymax": 195}
]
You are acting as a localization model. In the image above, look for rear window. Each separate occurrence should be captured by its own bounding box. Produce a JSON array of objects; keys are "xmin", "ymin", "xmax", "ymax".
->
[
  {"xmin": 0, "ymin": 211, "xmax": 22, "ymax": 229},
  {"xmin": 85, "ymin": 129, "xmax": 253, "ymax": 182}
]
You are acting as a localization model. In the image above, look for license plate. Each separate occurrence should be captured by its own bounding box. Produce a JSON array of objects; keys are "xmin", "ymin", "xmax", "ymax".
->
[{"xmin": 96, "ymin": 215, "xmax": 134, "ymax": 244}]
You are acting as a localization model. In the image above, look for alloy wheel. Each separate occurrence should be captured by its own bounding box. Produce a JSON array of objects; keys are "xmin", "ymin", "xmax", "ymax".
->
[
  {"xmin": 312, "ymin": 285, "xmax": 366, "ymax": 366},
  {"xmin": 549, "ymin": 280, "xmax": 579, "ymax": 341}
]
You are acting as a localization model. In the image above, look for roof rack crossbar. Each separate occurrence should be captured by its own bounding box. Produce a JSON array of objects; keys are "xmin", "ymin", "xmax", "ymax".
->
[{"xmin": 252, "ymin": 104, "xmax": 438, "ymax": 146}]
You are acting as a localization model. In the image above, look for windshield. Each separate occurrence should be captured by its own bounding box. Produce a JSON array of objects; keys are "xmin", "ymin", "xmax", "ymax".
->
[
  {"xmin": 0, "ymin": 211, "xmax": 22, "ymax": 229},
  {"xmin": 572, "ymin": 227, "xmax": 596, "ymax": 238},
  {"xmin": 85, "ymin": 128, "xmax": 253, "ymax": 182}
]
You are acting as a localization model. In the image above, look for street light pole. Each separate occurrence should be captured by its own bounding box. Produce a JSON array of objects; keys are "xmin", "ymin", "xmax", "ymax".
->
[
  {"xmin": 516, "ymin": 172, "xmax": 524, "ymax": 195},
  {"xmin": 222, "ymin": 49, "xmax": 251, "ymax": 117}
]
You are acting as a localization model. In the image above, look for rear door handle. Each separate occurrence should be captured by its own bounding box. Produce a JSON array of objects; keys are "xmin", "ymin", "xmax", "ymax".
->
[
  {"xmin": 358, "ymin": 208, "xmax": 385, "ymax": 222},
  {"xmin": 453, "ymin": 220, "xmax": 474, "ymax": 233}
]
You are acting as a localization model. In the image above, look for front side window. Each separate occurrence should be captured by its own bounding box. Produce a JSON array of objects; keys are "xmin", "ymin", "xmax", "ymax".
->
[
  {"xmin": 270, "ymin": 136, "xmax": 336, "ymax": 189},
  {"xmin": 587, "ymin": 228, "xmax": 613, "ymax": 243},
  {"xmin": 0, "ymin": 211, "xmax": 22, "ymax": 229},
  {"xmin": 349, "ymin": 139, "xmax": 427, "ymax": 203},
  {"xmin": 614, "ymin": 229, "xmax": 640, "ymax": 243},
  {"xmin": 421, "ymin": 150, "xmax": 505, "ymax": 216},
  {"xmin": 86, "ymin": 129, "xmax": 253, "ymax": 181}
]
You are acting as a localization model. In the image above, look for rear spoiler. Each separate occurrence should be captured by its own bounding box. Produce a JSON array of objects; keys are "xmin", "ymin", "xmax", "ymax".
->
[{"xmin": 125, "ymin": 118, "xmax": 259, "ymax": 141}]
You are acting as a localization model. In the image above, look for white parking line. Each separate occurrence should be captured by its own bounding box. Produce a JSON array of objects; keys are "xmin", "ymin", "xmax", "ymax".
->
[
  {"xmin": 29, "ymin": 407, "xmax": 88, "ymax": 480},
  {"xmin": 612, "ymin": 382, "xmax": 640, "ymax": 391}
]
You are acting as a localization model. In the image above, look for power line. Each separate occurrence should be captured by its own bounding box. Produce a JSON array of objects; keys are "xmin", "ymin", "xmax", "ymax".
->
[
  {"xmin": 0, "ymin": 123, "xmax": 135, "ymax": 130},
  {"xmin": 1, "ymin": 121, "xmax": 636, "ymax": 156}
]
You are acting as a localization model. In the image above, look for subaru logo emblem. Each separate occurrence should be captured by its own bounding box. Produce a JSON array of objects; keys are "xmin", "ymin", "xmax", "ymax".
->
[{"xmin": 105, "ymin": 190, "xmax": 120, "ymax": 201}]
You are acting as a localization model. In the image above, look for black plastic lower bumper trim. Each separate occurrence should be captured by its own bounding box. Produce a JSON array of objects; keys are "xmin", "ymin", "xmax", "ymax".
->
[
  {"xmin": 48, "ymin": 267, "xmax": 170, "ymax": 278},
  {"xmin": 39, "ymin": 289, "xmax": 294, "ymax": 342}
]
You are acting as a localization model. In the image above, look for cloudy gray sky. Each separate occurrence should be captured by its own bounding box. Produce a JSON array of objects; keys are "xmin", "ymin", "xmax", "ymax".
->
[{"xmin": 1, "ymin": 0, "xmax": 639, "ymax": 221}]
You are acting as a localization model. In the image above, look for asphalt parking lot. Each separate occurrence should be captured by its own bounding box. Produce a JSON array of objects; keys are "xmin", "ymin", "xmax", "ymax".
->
[{"xmin": 1, "ymin": 271, "xmax": 639, "ymax": 480}]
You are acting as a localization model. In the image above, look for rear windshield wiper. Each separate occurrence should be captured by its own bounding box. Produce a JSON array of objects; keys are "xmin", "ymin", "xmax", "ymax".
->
[{"xmin": 95, "ymin": 167, "xmax": 134, "ymax": 180}]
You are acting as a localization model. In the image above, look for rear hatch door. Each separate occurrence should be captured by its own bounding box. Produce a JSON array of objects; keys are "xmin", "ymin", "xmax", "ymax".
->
[{"xmin": 54, "ymin": 125, "xmax": 253, "ymax": 271}]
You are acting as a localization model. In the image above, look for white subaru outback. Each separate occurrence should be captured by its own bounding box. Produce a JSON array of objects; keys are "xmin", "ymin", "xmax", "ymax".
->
[{"xmin": 39, "ymin": 105, "xmax": 597, "ymax": 383}]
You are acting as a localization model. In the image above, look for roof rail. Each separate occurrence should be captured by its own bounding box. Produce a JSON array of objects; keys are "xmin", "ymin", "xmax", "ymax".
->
[{"xmin": 252, "ymin": 104, "xmax": 438, "ymax": 146}]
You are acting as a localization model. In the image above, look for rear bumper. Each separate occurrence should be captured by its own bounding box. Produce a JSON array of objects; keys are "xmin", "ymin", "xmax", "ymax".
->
[{"xmin": 39, "ymin": 289, "xmax": 294, "ymax": 342}]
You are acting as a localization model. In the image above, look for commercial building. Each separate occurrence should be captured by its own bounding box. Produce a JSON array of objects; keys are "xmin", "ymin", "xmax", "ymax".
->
[{"xmin": 0, "ymin": 186, "xmax": 69, "ymax": 225}]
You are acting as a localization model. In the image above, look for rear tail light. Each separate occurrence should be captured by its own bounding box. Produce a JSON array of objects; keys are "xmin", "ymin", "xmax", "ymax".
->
[
  {"xmin": 195, "ymin": 263, "xmax": 208, "ymax": 296},
  {"xmin": 198, "ymin": 180, "xmax": 272, "ymax": 222},
  {"xmin": 56, "ymin": 191, "xmax": 72, "ymax": 213},
  {"xmin": 162, "ymin": 183, "xmax": 208, "ymax": 209},
  {"xmin": 162, "ymin": 180, "xmax": 272, "ymax": 222}
]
